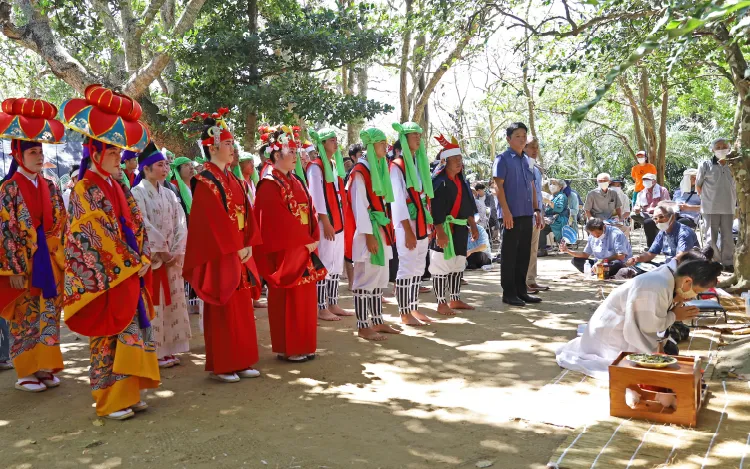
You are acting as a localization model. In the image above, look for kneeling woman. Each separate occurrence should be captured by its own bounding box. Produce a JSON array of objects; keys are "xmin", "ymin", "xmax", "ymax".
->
[{"xmin": 556, "ymin": 258, "xmax": 723, "ymax": 380}]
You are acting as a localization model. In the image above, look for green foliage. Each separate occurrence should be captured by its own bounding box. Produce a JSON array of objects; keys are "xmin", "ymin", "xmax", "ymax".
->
[{"xmin": 171, "ymin": 0, "xmax": 393, "ymax": 134}]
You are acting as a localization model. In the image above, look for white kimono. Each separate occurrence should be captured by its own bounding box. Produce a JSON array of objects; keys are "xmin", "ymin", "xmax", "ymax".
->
[
  {"xmin": 389, "ymin": 160, "xmax": 430, "ymax": 279},
  {"xmin": 556, "ymin": 265, "xmax": 676, "ymax": 380},
  {"xmin": 132, "ymin": 180, "xmax": 192, "ymax": 357},
  {"xmin": 349, "ymin": 157, "xmax": 392, "ymax": 291},
  {"xmin": 307, "ymin": 161, "xmax": 344, "ymax": 277}
]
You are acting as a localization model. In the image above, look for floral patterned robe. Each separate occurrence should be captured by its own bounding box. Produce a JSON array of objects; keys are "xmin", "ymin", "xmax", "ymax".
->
[{"xmin": 131, "ymin": 180, "xmax": 191, "ymax": 358}]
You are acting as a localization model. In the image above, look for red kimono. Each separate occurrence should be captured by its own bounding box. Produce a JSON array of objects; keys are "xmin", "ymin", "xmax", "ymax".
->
[
  {"xmin": 183, "ymin": 162, "xmax": 261, "ymax": 374},
  {"xmin": 254, "ymin": 169, "xmax": 326, "ymax": 356}
]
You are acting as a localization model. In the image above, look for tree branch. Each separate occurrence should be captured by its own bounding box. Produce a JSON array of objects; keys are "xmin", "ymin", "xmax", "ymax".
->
[
  {"xmin": 139, "ymin": 0, "xmax": 168, "ymax": 34},
  {"xmin": 90, "ymin": 0, "xmax": 122, "ymax": 36}
]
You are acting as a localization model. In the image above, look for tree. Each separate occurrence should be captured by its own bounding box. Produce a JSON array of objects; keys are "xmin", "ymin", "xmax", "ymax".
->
[{"xmin": 171, "ymin": 0, "xmax": 393, "ymax": 151}]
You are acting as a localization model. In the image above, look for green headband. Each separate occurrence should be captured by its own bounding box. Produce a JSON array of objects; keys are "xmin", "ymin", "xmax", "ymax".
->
[
  {"xmin": 310, "ymin": 128, "xmax": 346, "ymax": 183},
  {"xmin": 169, "ymin": 156, "xmax": 193, "ymax": 214},
  {"xmin": 392, "ymin": 122, "xmax": 433, "ymax": 198},
  {"xmin": 359, "ymin": 127, "xmax": 393, "ymax": 203}
]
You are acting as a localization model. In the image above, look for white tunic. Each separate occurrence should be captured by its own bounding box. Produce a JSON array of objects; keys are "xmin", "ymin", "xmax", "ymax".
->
[
  {"xmin": 132, "ymin": 180, "xmax": 191, "ymax": 357},
  {"xmin": 307, "ymin": 160, "xmax": 344, "ymax": 276},
  {"xmin": 389, "ymin": 159, "xmax": 429, "ymax": 279},
  {"xmin": 555, "ymin": 265, "xmax": 676, "ymax": 380}
]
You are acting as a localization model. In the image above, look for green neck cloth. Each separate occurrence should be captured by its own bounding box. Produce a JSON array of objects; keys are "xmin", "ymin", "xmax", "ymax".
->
[
  {"xmin": 120, "ymin": 170, "xmax": 131, "ymax": 189},
  {"xmin": 295, "ymin": 152, "xmax": 307, "ymax": 184},
  {"xmin": 169, "ymin": 156, "xmax": 193, "ymax": 214},
  {"xmin": 310, "ymin": 128, "xmax": 346, "ymax": 183},
  {"xmin": 359, "ymin": 127, "xmax": 394, "ymax": 203},
  {"xmin": 368, "ymin": 209, "xmax": 392, "ymax": 266},
  {"xmin": 392, "ymin": 122, "xmax": 434, "ymax": 198},
  {"xmin": 441, "ymin": 216, "xmax": 468, "ymax": 260}
]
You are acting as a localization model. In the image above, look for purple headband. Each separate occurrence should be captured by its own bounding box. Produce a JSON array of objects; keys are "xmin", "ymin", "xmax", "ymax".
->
[
  {"xmin": 2, "ymin": 140, "xmax": 44, "ymax": 181},
  {"xmin": 79, "ymin": 139, "xmax": 105, "ymax": 180},
  {"xmin": 121, "ymin": 150, "xmax": 138, "ymax": 163},
  {"xmin": 133, "ymin": 151, "xmax": 166, "ymax": 186}
]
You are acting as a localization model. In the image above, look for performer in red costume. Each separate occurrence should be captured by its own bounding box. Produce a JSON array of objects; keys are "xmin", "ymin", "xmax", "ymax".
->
[
  {"xmin": 254, "ymin": 135, "xmax": 327, "ymax": 362},
  {"xmin": 182, "ymin": 112, "xmax": 263, "ymax": 383}
]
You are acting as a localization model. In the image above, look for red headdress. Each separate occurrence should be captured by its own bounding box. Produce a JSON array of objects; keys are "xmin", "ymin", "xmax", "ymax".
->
[
  {"xmin": 434, "ymin": 134, "xmax": 461, "ymax": 159},
  {"xmin": 0, "ymin": 98, "xmax": 66, "ymax": 175}
]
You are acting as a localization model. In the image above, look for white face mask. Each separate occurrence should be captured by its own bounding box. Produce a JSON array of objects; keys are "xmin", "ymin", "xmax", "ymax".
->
[
  {"xmin": 611, "ymin": 186, "xmax": 621, "ymax": 192},
  {"xmin": 656, "ymin": 221, "xmax": 670, "ymax": 231},
  {"xmin": 598, "ymin": 181, "xmax": 609, "ymax": 190},
  {"xmin": 643, "ymin": 180, "xmax": 654, "ymax": 189},
  {"xmin": 637, "ymin": 157, "xmax": 646, "ymax": 164},
  {"xmin": 527, "ymin": 157, "xmax": 535, "ymax": 169},
  {"xmin": 714, "ymin": 149, "xmax": 729, "ymax": 160},
  {"xmin": 549, "ymin": 184, "xmax": 559, "ymax": 194},
  {"xmin": 676, "ymin": 284, "xmax": 698, "ymax": 300}
]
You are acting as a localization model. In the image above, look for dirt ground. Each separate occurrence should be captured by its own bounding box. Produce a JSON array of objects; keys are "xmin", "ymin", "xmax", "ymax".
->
[{"xmin": 1, "ymin": 255, "xmax": 623, "ymax": 469}]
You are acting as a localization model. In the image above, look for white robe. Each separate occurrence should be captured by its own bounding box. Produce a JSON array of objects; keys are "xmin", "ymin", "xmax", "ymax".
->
[
  {"xmin": 350, "ymin": 157, "xmax": 392, "ymax": 291},
  {"xmin": 307, "ymin": 161, "xmax": 344, "ymax": 277},
  {"xmin": 555, "ymin": 265, "xmax": 676, "ymax": 380},
  {"xmin": 389, "ymin": 160, "xmax": 429, "ymax": 279},
  {"xmin": 132, "ymin": 180, "xmax": 191, "ymax": 357}
]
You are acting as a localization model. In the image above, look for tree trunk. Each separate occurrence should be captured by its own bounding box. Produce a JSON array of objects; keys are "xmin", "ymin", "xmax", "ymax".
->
[
  {"xmin": 656, "ymin": 75, "xmax": 668, "ymax": 186},
  {"xmin": 637, "ymin": 68, "xmax": 659, "ymax": 180},
  {"xmin": 243, "ymin": 0, "xmax": 258, "ymax": 152},
  {"xmin": 245, "ymin": 112, "xmax": 257, "ymax": 152},
  {"xmin": 488, "ymin": 111, "xmax": 496, "ymax": 158},
  {"xmin": 619, "ymin": 76, "xmax": 646, "ymax": 156},
  {"xmin": 732, "ymin": 94, "xmax": 742, "ymax": 142},
  {"xmin": 399, "ymin": 0, "xmax": 413, "ymax": 123}
]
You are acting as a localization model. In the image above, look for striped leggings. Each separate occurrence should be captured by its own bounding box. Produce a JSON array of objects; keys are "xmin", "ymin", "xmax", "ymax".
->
[
  {"xmin": 432, "ymin": 272, "xmax": 463, "ymax": 304},
  {"xmin": 316, "ymin": 274, "xmax": 340, "ymax": 310},
  {"xmin": 352, "ymin": 289, "xmax": 385, "ymax": 329},
  {"xmin": 394, "ymin": 276, "xmax": 422, "ymax": 315}
]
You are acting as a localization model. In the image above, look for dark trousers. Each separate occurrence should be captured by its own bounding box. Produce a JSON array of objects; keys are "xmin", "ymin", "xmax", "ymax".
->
[
  {"xmin": 572, "ymin": 258, "xmax": 625, "ymax": 278},
  {"xmin": 642, "ymin": 216, "xmax": 658, "ymax": 248},
  {"xmin": 467, "ymin": 251, "xmax": 492, "ymax": 270},
  {"xmin": 539, "ymin": 225, "xmax": 552, "ymax": 249},
  {"xmin": 677, "ymin": 216, "xmax": 697, "ymax": 229},
  {"xmin": 500, "ymin": 216, "xmax": 532, "ymax": 298}
]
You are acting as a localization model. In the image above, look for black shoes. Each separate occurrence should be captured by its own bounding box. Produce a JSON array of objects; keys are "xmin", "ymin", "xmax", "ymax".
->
[
  {"xmin": 518, "ymin": 294, "xmax": 542, "ymax": 303},
  {"xmin": 502, "ymin": 296, "xmax": 526, "ymax": 306}
]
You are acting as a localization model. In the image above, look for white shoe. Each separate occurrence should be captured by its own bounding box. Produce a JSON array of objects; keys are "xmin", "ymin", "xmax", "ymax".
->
[
  {"xmin": 131, "ymin": 401, "xmax": 149, "ymax": 412},
  {"xmin": 209, "ymin": 372, "xmax": 240, "ymax": 383},
  {"xmin": 158, "ymin": 358, "xmax": 176, "ymax": 368},
  {"xmin": 237, "ymin": 368, "xmax": 261, "ymax": 379},
  {"xmin": 15, "ymin": 377, "xmax": 47, "ymax": 393},
  {"xmin": 104, "ymin": 409, "xmax": 135, "ymax": 420}
]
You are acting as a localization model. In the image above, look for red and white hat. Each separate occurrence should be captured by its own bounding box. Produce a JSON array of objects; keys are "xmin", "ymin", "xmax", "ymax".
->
[{"xmin": 434, "ymin": 134, "xmax": 461, "ymax": 159}]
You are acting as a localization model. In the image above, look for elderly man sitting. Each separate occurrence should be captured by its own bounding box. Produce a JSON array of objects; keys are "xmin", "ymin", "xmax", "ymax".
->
[
  {"xmin": 584, "ymin": 172, "xmax": 623, "ymax": 222},
  {"xmin": 632, "ymin": 172, "xmax": 671, "ymax": 248},
  {"xmin": 673, "ymin": 168, "xmax": 701, "ymax": 228},
  {"xmin": 559, "ymin": 218, "xmax": 631, "ymax": 278},
  {"xmin": 627, "ymin": 201, "xmax": 699, "ymax": 267}
]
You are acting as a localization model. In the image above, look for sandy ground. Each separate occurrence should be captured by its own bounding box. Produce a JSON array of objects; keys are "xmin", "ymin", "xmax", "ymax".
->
[{"xmin": 1, "ymin": 255, "xmax": 630, "ymax": 469}]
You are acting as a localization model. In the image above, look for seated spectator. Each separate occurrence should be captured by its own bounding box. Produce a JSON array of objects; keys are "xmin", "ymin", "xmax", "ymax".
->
[
  {"xmin": 559, "ymin": 218, "xmax": 631, "ymax": 278},
  {"xmin": 474, "ymin": 183, "xmax": 489, "ymax": 230},
  {"xmin": 632, "ymin": 172, "xmax": 670, "ymax": 247},
  {"xmin": 562, "ymin": 180, "xmax": 580, "ymax": 226},
  {"xmin": 673, "ymin": 168, "xmax": 701, "ymax": 228},
  {"xmin": 466, "ymin": 223, "xmax": 492, "ymax": 270},
  {"xmin": 539, "ymin": 178, "xmax": 569, "ymax": 249},
  {"xmin": 584, "ymin": 172, "xmax": 622, "ymax": 221},
  {"xmin": 627, "ymin": 201, "xmax": 699, "ymax": 266},
  {"xmin": 609, "ymin": 178, "xmax": 631, "ymax": 219}
]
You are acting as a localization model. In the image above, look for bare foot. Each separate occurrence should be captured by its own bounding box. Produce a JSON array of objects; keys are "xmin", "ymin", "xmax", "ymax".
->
[
  {"xmin": 318, "ymin": 308, "xmax": 341, "ymax": 321},
  {"xmin": 253, "ymin": 299, "xmax": 267, "ymax": 309},
  {"xmin": 401, "ymin": 313, "xmax": 428, "ymax": 326},
  {"xmin": 373, "ymin": 323, "xmax": 401, "ymax": 334},
  {"xmin": 449, "ymin": 300, "xmax": 474, "ymax": 310},
  {"xmin": 412, "ymin": 310, "xmax": 434, "ymax": 323},
  {"xmin": 358, "ymin": 327, "xmax": 387, "ymax": 341},
  {"xmin": 329, "ymin": 304, "xmax": 354, "ymax": 317},
  {"xmin": 436, "ymin": 303, "xmax": 457, "ymax": 316}
]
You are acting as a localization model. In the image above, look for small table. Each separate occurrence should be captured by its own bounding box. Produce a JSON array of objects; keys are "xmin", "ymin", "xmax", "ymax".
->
[{"xmin": 609, "ymin": 352, "xmax": 702, "ymax": 427}]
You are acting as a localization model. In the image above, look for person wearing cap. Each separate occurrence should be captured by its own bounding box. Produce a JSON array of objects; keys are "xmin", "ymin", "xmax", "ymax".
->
[
  {"xmin": 633, "ymin": 172, "xmax": 670, "ymax": 248},
  {"xmin": 307, "ymin": 128, "xmax": 352, "ymax": 321},
  {"xmin": 237, "ymin": 151, "xmax": 259, "ymax": 205},
  {"xmin": 169, "ymin": 157, "xmax": 195, "ymax": 216},
  {"xmin": 390, "ymin": 122, "xmax": 435, "ymax": 324},
  {"xmin": 0, "ymin": 97, "xmax": 67, "ymax": 393},
  {"xmin": 343, "ymin": 128, "xmax": 401, "ymax": 340},
  {"xmin": 183, "ymin": 111, "xmax": 263, "ymax": 383},
  {"xmin": 254, "ymin": 137, "xmax": 326, "ymax": 362},
  {"xmin": 559, "ymin": 218, "xmax": 631, "ymax": 278},
  {"xmin": 429, "ymin": 135, "xmax": 479, "ymax": 316},
  {"xmin": 672, "ymin": 168, "xmax": 701, "ymax": 228},
  {"xmin": 122, "ymin": 149, "xmax": 139, "ymax": 187},
  {"xmin": 583, "ymin": 173, "xmax": 623, "ymax": 222},
  {"xmin": 131, "ymin": 143, "xmax": 191, "ymax": 370},
  {"xmin": 493, "ymin": 122, "xmax": 544, "ymax": 307},
  {"xmin": 627, "ymin": 201, "xmax": 699, "ymax": 267},
  {"xmin": 60, "ymin": 85, "xmax": 159, "ymax": 419},
  {"xmin": 696, "ymin": 138, "xmax": 736, "ymax": 271},
  {"xmin": 630, "ymin": 150, "xmax": 657, "ymax": 205}
]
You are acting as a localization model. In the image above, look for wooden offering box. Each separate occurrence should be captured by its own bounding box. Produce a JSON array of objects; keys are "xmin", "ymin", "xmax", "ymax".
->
[{"xmin": 609, "ymin": 352, "xmax": 701, "ymax": 427}]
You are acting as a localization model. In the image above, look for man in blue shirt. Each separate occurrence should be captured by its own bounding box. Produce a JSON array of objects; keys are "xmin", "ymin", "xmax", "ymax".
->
[
  {"xmin": 627, "ymin": 201, "xmax": 699, "ymax": 265},
  {"xmin": 492, "ymin": 122, "xmax": 543, "ymax": 306},
  {"xmin": 560, "ymin": 218, "xmax": 632, "ymax": 278}
]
